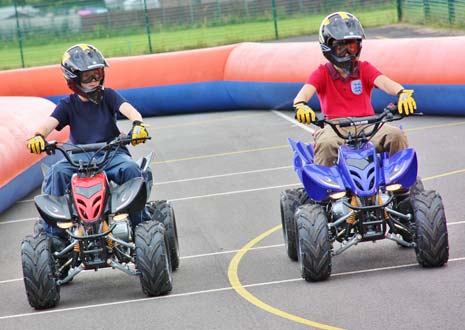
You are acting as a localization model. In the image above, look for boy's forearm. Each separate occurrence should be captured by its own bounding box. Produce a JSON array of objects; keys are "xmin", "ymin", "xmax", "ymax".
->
[
  {"xmin": 294, "ymin": 84, "xmax": 316, "ymax": 105},
  {"xmin": 35, "ymin": 117, "xmax": 59, "ymax": 138},
  {"xmin": 375, "ymin": 75, "xmax": 404, "ymax": 95},
  {"xmin": 119, "ymin": 102, "xmax": 143, "ymax": 122}
]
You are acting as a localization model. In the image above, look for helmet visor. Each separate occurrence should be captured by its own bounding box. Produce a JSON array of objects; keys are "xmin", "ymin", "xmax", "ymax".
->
[
  {"xmin": 80, "ymin": 68, "xmax": 104, "ymax": 84},
  {"xmin": 332, "ymin": 39, "xmax": 361, "ymax": 57}
]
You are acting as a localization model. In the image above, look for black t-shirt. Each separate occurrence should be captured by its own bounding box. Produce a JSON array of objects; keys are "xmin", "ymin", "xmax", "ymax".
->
[{"xmin": 51, "ymin": 88, "xmax": 126, "ymax": 144}]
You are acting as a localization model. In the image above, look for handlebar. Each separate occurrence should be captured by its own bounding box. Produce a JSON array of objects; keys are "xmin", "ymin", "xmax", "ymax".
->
[
  {"xmin": 44, "ymin": 135, "xmax": 151, "ymax": 171},
  {"xmin": 313, "ymin": 104, "xmax": 421, "ymax": 142}
]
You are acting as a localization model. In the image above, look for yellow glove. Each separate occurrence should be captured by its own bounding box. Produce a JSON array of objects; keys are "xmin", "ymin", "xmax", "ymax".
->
[
  {"xmin": 397, "ymin": 89, "xmax": 416, "ymax": 116},
  {"xmin": 27, "ymin": 134, "xmax": 46, "ymax": 154},
  {"xmin": 130, "ymin": 121, "xmax": 149, "ymax": 146},
  {"xmin": 294, "ymin": 102, "xmax": 316, "ymax": 124}
]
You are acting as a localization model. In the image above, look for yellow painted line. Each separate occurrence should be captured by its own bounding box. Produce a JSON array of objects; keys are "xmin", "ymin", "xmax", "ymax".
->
[
  {"xmin": 404, "ymin": 120, "xmax": 465, "ymax": 132},
  {"xmin": 227, "ymin": 225, "xmax": 344, "ymax": 330},
  {"xmin": 153, "ymin": 145, "xmax": 288, "ymax": 164},
  {"xmin": 152, "ymin": 118, "xmax": 465, "ymax": 165},
  {"xmin": 154, "ymin": 113, "xmax": 263, "ymax": 130},
  {"xmin": 150, "ymin": 114, "xmax": 465, "ymax": 165},
  {"xmin": 423, "ymin": 168, "xmax": 465, "ymax": 181}
]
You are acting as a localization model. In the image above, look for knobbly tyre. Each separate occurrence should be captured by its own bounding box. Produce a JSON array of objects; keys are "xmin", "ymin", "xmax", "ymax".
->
[
  {"xmin": 21, "ymin": 135, "xmax": 180, "ymax": 309},
  {"xmin": 280, "ymin": 104, "xmax": 449, "ymax": 281}
]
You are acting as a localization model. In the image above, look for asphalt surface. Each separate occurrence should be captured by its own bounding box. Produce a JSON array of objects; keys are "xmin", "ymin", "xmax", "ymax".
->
[{"xmin": 1, "ymin": 26, "xmax": 464, "ymax": 330}]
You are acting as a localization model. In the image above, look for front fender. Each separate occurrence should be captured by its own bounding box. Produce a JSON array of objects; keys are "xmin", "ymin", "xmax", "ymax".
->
[
  {"xmin": 288, "ymin": 138, "xmax": 314, "ymax": 182},
  {"xmin": 136, "ymin": 152, "xmax": 154, "ymax": 199},
  {"xmin": 111, "ymin": 177, "xmax": 146, "ymax": 213},
  {"xmin": 34, "ymin": 194, "xmax": 72, "ymax": 226},
  {"xmin": 383, "ymin": 148, "xmax": 418, "ymax": 189},
  {"xmin": 302, "ymin": 164, "xmax": 345, "ymax": 201}
]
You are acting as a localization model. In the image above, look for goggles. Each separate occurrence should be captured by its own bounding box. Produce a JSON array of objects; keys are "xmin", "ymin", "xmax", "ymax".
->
[
  {"xmin": 332, "ymin": 39, "xmax": 360, "ymax": 57},
  {"xmin": 80, "ymin": 68, "xmax": 104, "ymax": 84}
]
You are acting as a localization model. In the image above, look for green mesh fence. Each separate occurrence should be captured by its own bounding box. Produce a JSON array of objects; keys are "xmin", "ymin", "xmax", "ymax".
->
[
  {"xmin": 402, "ymin": 0, "xmax": 465, "ymax": 27},
  {"xmin": 0, "ymin": 0, "xmax": 462, "ymax": 70}
]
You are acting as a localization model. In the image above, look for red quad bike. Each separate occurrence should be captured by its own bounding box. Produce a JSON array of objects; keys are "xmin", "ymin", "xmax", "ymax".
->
[{"xmin": 21, "ymin": 135, "xmax": 180, "ymax": 309}]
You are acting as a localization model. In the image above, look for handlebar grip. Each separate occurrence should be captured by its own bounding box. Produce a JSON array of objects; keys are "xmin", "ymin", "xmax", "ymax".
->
[{"xmin": 314, "ymin": 113, "xmax": 325, "ymax": 128}]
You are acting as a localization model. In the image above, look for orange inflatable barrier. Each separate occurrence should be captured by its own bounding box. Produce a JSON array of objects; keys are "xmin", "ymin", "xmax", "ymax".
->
[
  {"xmin": 223, "ymin": 37, "xmax": 465, "ymax": 84},
  {"xmin": 0, "ymin": 45, "xmax": 236, "ymax": 97},
  {"xmin": 0, "ymin": 97, "xmax": 69, "ymax": 212},
  {"xmin": 1, "ymin": 37, "xmax": 463, "ymax": 99}
]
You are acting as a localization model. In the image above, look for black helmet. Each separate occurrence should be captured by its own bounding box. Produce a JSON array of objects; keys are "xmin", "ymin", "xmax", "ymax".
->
[
  {"xmin": 61, "ymin": 44, "xmax": 109, "ymax": 104},
  {"xmin": 319, "ymin": 12, "xmax": 366, "ymax": 75}
]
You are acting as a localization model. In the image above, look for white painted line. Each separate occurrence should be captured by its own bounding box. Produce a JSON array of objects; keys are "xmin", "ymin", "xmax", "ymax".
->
[
  {"xmin": 0, "ymin": 278, "xmax": 23, "ymax": 284},
  {"xmin": 0, "ymin": 217, "xmax": 37, "ymax": 225},
  {"xmin": 3, "ymin": 183, "xmax": 301, "ymax": 225},
  {"xmin": 180, "ymin": 244, "xmax": 285, "ymax": 260},
  {"xmin": 1, "ymin": 221, "xmax": 463, "ymax": 285},
  {"xmin": 271, "ymin": 110, "xmax": 316, "ymax": 134},
  {"xmin": 15, "ymin": 166, "xmax": 294, "ymax": 204},
  {"xmin": 154, "ymin": 166, "xmax": 293, "ymax": 185},
  {"xmin": 2, "ymin": 256, "xmax": 464, "ymax": 320},
  {"xmin": 169, "ymin": 183, "xmax": 300, "ymax": 202},
  {"xmin": 0, "ymin": 286, "xmax": 234, "ymax": 320},
  {"xmin": 0, "ymin": 244, "xmax": 286, "ymax": 285},
  {"xmin": 447, "ymin": 221, "xmax": 465, "ymax": 226}
]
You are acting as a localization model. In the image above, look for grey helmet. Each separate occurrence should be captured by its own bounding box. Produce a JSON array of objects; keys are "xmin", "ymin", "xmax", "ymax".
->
[
  {"xmin": 61, "ymin": 44, "xmax": 109, "ymax": 104},
  {"xmin": 319, "ymin": 12, "xmax": 366, "ymax": 74}
]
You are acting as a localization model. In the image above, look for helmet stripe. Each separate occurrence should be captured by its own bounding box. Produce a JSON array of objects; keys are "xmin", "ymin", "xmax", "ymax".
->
[{"xmin": 338, "ymin": 12, "xmax": 349, "ymax": 19}]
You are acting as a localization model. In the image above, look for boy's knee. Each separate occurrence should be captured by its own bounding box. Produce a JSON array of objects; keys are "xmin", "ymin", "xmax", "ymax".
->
[{"xmin": 121, "ymin": 163, "xmax": 142, "ymax": 179}]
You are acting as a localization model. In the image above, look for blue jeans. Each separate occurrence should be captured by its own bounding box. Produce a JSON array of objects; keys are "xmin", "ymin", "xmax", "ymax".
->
[{"xmin": 42, "ymin": 149, "xmax": 151, "ymax": 237}]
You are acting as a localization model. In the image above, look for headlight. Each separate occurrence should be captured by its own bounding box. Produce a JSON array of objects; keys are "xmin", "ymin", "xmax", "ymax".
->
[
  {"xmin": 57, "ymin": 221, "xmax": 73, "ymax": 229},
  {"xmin": 386, "ymin": 183, "xmax": 402, "ymax": 192},
  {"xmin": 329, "ymin": 191, "xmax": 346, "ymax": 199}
]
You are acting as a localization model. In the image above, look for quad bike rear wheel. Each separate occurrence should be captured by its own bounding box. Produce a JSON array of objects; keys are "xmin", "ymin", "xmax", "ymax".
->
[
  {"xmin": 148, "ymin": 200, "xmax": 180, "ymax": 271},
  {"xmin": 21, "ymin": 234, "xmax": 60, "ymax": 309},
  {"xmin": 411, "ymin": 190, "xmax": 449, "ymax": 267},
  {"xmin": 280, "ymin": 188, "xmax": 310, "ymax": 261},
  {"xmin": 296, "ymin": 204, "xmax": 332, "ymax": 282},
  {"xmin": 135, "ymin": 221, "xmax": 172, "ymax": 296}
]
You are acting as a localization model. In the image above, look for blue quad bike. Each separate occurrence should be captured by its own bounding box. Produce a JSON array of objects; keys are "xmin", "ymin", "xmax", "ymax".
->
[
  {"xmin": 281, "ymin": 105, "xmax": 449, "ymax": 281},
  {"xmin": 21, "ymin": 135, "xmax": 180, "ymax": 309}
]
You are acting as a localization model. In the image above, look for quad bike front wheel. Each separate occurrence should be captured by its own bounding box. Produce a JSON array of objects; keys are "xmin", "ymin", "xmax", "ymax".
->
[
  {"xmin": 135, "ymin": 220, "xmax": 172, "ymax": 296},
  {"xmin": 296, "ymin": 204, "xmax": 332, "ymax": 282},
  {"xmin": 32, "ymin": 219, "xmax": 71, "ymax": 280},
  {"xmin": 148, "ymin": 200, "xmax": 180, "ymax": 271},
  {"xmin": 280, "ymin": 188, "xmax": 310, "ymax": 261},
  {"xmin": 411, "ymin": 190, "xmax": 449, "ymax": 267},
  {"xmin": 21, "ymin": 234, "xmax": 60, "ymax": 309}
]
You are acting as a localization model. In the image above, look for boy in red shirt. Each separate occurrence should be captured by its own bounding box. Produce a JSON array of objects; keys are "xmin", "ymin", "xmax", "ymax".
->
[{"xmin": 294, "ymin": 12, "xmax": 416, "ymax": 166}]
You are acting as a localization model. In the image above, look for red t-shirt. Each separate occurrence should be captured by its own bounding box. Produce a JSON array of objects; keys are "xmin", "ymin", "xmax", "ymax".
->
[{"xmin": 307, "ymin": 61, "xmax": 382, "ymax": 119}]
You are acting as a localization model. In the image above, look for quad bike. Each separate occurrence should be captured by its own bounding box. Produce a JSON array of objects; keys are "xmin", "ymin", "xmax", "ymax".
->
[
  {"xmin": 281, "ymin": 104, "xmax": 449, "ymax": 281},
  {"xmin": 21, "ymin": 135, "xmax": 180, "ymax": 309}
]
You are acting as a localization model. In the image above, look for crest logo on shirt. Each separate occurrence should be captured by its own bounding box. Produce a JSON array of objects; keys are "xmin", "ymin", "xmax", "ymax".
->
[{"xmin": 351, "ymin": 79, "xmax": 362, "ymax": 95}]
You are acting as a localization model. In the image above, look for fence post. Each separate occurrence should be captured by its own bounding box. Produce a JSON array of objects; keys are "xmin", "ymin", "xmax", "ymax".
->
[
  {"xmin": 271, "ymin": 0, "xmax": 279, "ymax": 39},
  {"xmin": 143, "ymin": 0, "xmax": 154, "ymax": 53},
  {"xmin": 423, "ymin": 0, "xmax": 431, "ymax": 22},
  {"xmin": 189, "ymin": 1, "xmax": 195, "ymax": 25},
  {"xmin": 396, "ymin": 0, "xmax": 403, "ymax": 22},
  {"xmin": 13, "ymin": 0, "xmax": 25, "ymax": 68},
  {"xmin": 448, "ymin": 0, "xmax": 455, "ymax": 25},
  {"xmin": 216, "ymin": 0, "xmax": 222, "ymax": 20}
]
